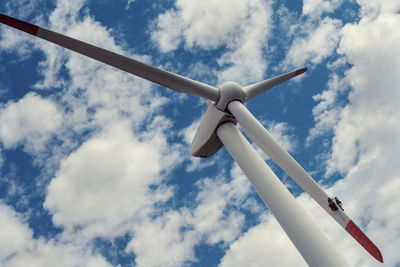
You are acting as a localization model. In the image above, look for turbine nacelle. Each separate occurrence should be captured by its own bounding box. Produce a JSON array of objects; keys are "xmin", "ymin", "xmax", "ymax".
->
[
  {"xmin": 190, "ymin": 101, "xmax": 236, "ymax": 158},
  {"xmin": 190, "ymin": 81, "xmax": 246, "ymax": 158}
]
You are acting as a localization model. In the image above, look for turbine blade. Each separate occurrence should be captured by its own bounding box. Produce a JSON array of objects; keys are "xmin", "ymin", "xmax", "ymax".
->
[
  {"xmin": 217, "ymin": 122, "xmax": 349, "ymax": 266},
  {"xmin": 243, "ymin": 67, "xmax": 307, "ymax": 101},
  {"xmin": 227, "ymin": 101, "xmax": 383, "ymax": 263},
  {"xmin": 0, "ymin": 13, "xmax": 219, "ymax": 101}
]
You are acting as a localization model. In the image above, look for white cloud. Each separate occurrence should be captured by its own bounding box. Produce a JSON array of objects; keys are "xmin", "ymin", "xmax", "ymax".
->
[
  {"xmin": 125, "ymin": 0, "xmax": 136, "ymax": 9},
  {"xmin": 126, "ymin": 164, "xmax": 253, "ymax": 267},
  {"xmin": 219, "ymin": 213, "xmax": 306, "ymax": 267},
  {"xmin": 52, "ymin": 17, "xmax": 165, "ymax": 129},
  {"xmin": 0, "ymin": 93, "xmax": 62, "ymax": 152},
  {"xmin": 44, "ymin": 120, "xmax": 181, "ymax": 238},
  {"xmin": 127, "ymin": 209, "xmax": 197, "ymax": 267},
  {"xmin": 48, "ymin": 0, "xmax": 87, "ymax": 32},
  {"xmin": 302, "ymin": 0, "xmax": 344, "ymax": 18},
  {"xmin": 0, "ymin": 203, "xmax": 31, "ymax": 261},
  {"xmin": 0, "ymin": 27, "xmax": 36, "ymax": 59},
  {"xmin": 306, "ymin": 73, "xmax": 348, "ymax": 145},
  {"xmin": 191, "ymin": 171, "xmax": 248, "ymax": 245},
  {"xmin": 151, "ymin": 0, "xmax": 273, "ymax": 86},
  {"xmin": 150, "ymin": 9, "xmax": 183, "ymax": 53},
  {"xmin": 215, "ymin": 1, "xmax": 272, "ymax": 86},
  {"xmin": 265, "ymin": 120, "xmax": 296, "ymax": 153},
  {"xmin": 151, "ymin": 0, "xmax": 250, "ymax": 51},
  {"xmin": 3, "ymin": 0, "xmax": 53, "ymax": 21},
  {"xmin": 328, "ymin": 10, "xmax": 400, "ymax": 175},
  {"xmin": 356, "ymin": 0, "xmax": 400, "ymax": 17},
  {"xmin": 0, "ymin": 202, "xmax": 111, "ymax": 267},
  {"xmin": 283, "ymin": 17, "xmax": 342, "ymax": 68}
]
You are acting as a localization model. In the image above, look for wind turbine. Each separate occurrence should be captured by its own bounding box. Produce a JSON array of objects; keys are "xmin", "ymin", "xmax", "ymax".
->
[{"xmin": 0, "ymin": 14, "xmax": 383, "ymax": 266}]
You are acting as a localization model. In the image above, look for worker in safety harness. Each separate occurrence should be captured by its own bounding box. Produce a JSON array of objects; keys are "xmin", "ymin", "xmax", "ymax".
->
[
  {"xmin": 334, "ymin": 197, "xmax": 344, "ymax": 211},
  {"xmin": 328, "ymin": 197, "xmax": 338, "ymax": 211}
]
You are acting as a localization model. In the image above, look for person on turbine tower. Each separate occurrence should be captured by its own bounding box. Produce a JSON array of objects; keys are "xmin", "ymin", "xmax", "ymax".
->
[
  {"xmin": 328, "ymin": 197, "xmax": 338, "ymax": 211},
  {"xmin": 334, "ymin": 197, "xmax": 344, "ymax": 211}
]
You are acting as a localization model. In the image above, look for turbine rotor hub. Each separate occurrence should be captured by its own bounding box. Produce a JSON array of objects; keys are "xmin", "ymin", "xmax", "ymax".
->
[{"xmin": 216, "ymin": 81, "xmax": 246, "ymax": 111}]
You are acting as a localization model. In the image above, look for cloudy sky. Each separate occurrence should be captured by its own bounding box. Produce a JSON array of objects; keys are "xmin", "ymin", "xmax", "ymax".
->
[{"xmin": 1, "ymin": 0, "xmax": 399, "ymax": 266}]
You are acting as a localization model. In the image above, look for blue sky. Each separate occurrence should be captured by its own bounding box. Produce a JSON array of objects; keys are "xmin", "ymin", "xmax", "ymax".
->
[{"xmin": 0, "ymin": 0, "xmax": 399, "ymax": 266}]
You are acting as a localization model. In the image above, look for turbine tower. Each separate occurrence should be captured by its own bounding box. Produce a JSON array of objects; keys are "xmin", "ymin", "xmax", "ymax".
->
[{"xmin": 0, "ymin": 14, "xmax": 383, "ymax": 266}]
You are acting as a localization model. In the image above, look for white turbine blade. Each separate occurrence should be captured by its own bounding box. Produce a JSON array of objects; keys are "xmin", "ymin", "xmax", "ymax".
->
[
  {"xmin": 217, "ymin": 122, "xmax": 349, "ymax": 267},
  {"xmin": 0, "ymin": 14, "xmax": 220, "ymax": 101},
  {"xmin": 243, "ymin": 67, "xmax": 307, "ymax": 101},
  {"xmin": 227, "ymin": 101, "xmax": 384, "ymax": 263},
  {"xmin": 228, "ymin": 101, "xmax": 347, "ymax": 225}
]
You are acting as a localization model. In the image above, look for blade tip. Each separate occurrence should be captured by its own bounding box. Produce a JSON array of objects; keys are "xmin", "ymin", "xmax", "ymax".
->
[
  {"xmin": 375, "ymin": 247, "xmax": 384, "ymax": 263},
  {"xmin": 295, "ymin": 67, "xmax": 308, "ymax": 76},
  {"xmin": 377, "ymin": 253, "xmax": 384, "ymax": 263},
  {"xmin": 345, "ymin": 220, "xmax": 384, "ymax": 263}
]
